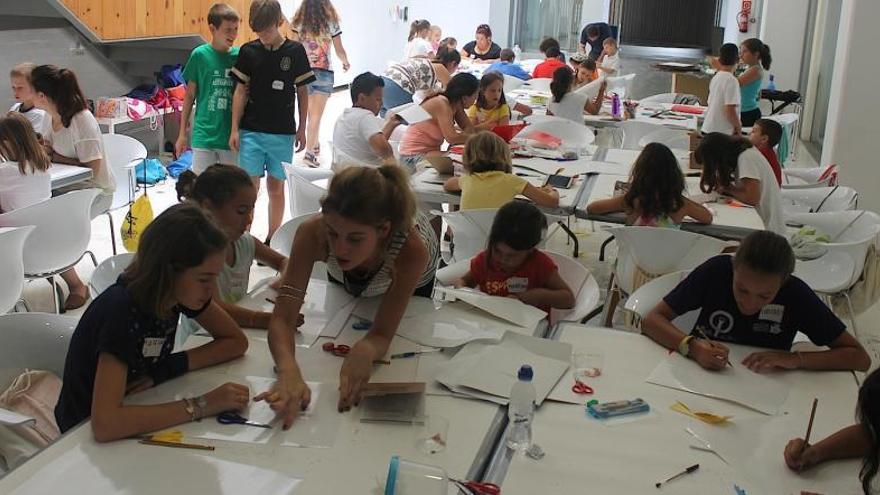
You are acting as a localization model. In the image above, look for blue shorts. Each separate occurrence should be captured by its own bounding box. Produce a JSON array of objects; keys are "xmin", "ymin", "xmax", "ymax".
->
[
  {"xmin": 238, "ymin": 130, "xmax": 292, "ymax": 181},
  {"xmin": 308, "ymin": 69, "xmax": 334, "ymax": 96}
]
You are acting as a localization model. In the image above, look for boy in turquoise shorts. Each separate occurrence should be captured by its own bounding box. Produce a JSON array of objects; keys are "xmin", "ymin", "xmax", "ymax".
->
[
  {"xmin": 176, "ymin": 3, "xmax": 240, "ymax": 174},
  {"xmin": 230, "ymin": 0, "xmax": 314, "ymax": 241}
]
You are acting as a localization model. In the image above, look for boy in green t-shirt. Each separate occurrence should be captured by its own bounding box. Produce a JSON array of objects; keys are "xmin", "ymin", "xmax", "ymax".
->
[{"xmin": 176, "ymin": 3, "xmax": 241, "ymax": 174}]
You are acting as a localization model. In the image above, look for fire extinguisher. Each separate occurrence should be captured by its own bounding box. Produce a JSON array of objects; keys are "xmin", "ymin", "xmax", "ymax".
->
[{"xmin": 738, "ymin": 0, "xmax": 752, "ymax": 33}]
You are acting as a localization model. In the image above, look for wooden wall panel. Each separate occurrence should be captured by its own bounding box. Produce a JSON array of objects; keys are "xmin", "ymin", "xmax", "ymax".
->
[{"xmin": 101, "ymin": 0, "xmax": 125, "ymax": 39}]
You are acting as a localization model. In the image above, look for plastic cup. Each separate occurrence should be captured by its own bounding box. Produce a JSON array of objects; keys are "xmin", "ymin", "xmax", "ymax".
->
[
  {"xmin": 414, "ymin": 415, "xmax": 449, "ymax": 454},
  {"xmin": 572, "ymin": 351, "xmax": 604, "ymax": 381},
  {"xmin": 384, "ymin": 456, "xmax": 448, "ymax": 495}
]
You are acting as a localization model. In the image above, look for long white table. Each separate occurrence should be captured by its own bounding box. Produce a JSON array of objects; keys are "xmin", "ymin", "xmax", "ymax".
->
[
  {"xmin": 49, "ymin": 164, "xmax": 92, "ymax": 190},
  {"xmin": 0, "ymin": 281, "xmax": 507, "ymax": 494},
  {"xmin": 484, "ymin": 324, "xmax": 862, "ymax": 494}
]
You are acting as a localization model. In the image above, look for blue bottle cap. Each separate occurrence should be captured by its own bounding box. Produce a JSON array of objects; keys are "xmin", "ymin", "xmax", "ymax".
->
[{"xmin": 518, "ymin": 365, "xmax": 534, "ymax": 381}]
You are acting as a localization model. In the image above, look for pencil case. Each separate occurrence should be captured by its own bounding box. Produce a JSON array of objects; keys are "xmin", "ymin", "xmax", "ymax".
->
[{"xmin": 587, "ymin": 398, "xmax": 650, "ymax": 419}]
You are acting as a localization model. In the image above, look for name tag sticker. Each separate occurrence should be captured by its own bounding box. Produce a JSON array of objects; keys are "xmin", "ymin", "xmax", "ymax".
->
[
  {"xmin": 142, "ymin": 338, "xmax": 165, "ymax": 358},
  {"xmin": 759, "ymin": 304, "xmax": 785, "ymax": 323},
  {"xmin": 272, "ymin": 80, "xmax": 284, "ymax": 90},
  {"xmin": 507, "ymin": 277, "xmax": 529, "ymax": 293}
]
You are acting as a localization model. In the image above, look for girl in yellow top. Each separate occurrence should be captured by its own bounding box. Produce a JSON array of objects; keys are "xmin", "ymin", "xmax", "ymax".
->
[
  {"xmin": 467, "ymin": 71, "xmax": 510, "ymax": 131},
  {"xmin": 444, "ymin": 131, "xmax": 559, "ymax": 209}
]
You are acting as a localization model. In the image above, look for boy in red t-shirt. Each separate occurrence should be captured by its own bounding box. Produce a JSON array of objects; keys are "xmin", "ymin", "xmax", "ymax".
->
[
  {"xmin": 454, "ymin": 201, "xmax": 575, "ymax": 314},
  {"xmin": 532, "ymin": 37, "xmax": 568, "ymax": 79},
  {"xmin": 749, "ymin": 118, "xmax": 783, "ymax": 186}
]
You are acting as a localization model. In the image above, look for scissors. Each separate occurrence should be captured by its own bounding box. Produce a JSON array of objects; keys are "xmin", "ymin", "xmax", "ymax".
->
[
  {"xmin": 322, "ymin": 341, "xmax": 350, "ymax": 357},
  {"xmin": 572, "ymin": 380, "xmax": 595, "ymax": 395},
  {"xmin": 216, "ymin": 411, "xmax": 272, "ymax": 429},
  {"xmin": 450, "ymin": 479, "xmax": 501, "ymax": 495}
]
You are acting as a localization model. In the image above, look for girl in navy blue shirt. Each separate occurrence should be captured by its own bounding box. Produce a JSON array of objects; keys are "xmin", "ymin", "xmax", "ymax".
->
[
  {"xmin": 55, "ymin": 204, "xmax": 249, "ymax": 441},
  {"xmin": 642, "ymin": 230, "xmax": 870, "ymax": 373}
]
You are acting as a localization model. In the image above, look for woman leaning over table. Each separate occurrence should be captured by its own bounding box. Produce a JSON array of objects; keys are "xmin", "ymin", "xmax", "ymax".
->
[{"xmin": 257, "ymin": 165, "xmax": 439, "ymax": 429}]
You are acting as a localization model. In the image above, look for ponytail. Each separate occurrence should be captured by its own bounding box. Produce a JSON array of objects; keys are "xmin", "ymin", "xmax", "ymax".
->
[
  {"xmin": 742, "ymin": 38, "xmax": 772, "ymax": 70},
  {"xmin": 30, "ymin": 65, "xmax": 88, "ymax": 127},
  {"xmin": 321, "ymin": 165, "xmax": 417, "ymax": 235},
  {"xmin": 408, "ymin": 19, "xmax": 430, "ymax": 42},
  {"xmin": 760, "ymin": 43, "xmax": 772, "ymax": 70},
  {"xmin": 550, "ymin": 66, "xmax": 574, "ymax": 103}
]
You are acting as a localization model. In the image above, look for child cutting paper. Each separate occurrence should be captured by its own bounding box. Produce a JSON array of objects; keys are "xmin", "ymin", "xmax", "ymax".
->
[
  {"xmin": 642, "ymin": 230, "xmax": 870, "ymax": 373},
  {"xmin": 454, "ymin": 201, "xmax": 574, "ymax": 313}
]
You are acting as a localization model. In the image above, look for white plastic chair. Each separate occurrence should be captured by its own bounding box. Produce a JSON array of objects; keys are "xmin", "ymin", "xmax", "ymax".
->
[
  {"xmin": 523, "ymin": 115, "xmax": 570, "ymax": 126},
  {"xmin": 282, "ymin": 163, "xmax": 332, "ymax": 218},
  {"xmin": 606, "ymin": 73, "xmax": 636, "ymax": 100},
  {"xmin": 88, "ymin": 252, "xmax": 135, "ymax": 299},
  {"xmin": 783, "ymin": 164, "xmax": 838, "ymax": 188},
  {"xmin": 514, "ymin": 119, "xmax": 595, "ymax": 148},
  {"xmin": 0, "ymin": 313, "xmax": 77, "ymax": 389},
  {"xmin": 790, "ymin": 210, "xmax": 880, "ymax": 343},
  {"xmin": 623, "ymin": 269, "xmax": 691, "ymax": 330},
  {"xmin": 639, "ymin": 93, "xmax": 677, "ymax": 105},
  {"xmin": 525, "ymin": 78, "xmax": 552, "ymax": 93},
  {"xmin": 781, "ymin": 186, "xmax": 858, "ymax": 216},
  {"xmin": 99, "ymin": 134, "xmax": 147, "ymax": 255},
  {"xmin": 603, "ymin": 226, "xmax": 731, "ymax": 327},
  {"xmin": 437, "ymin": 208, "xmax": 500, "ymax": 264},
  {"xmin": 0, "ymin": 189, "xmax": 101, "ymax": 313},
  {"xmin": 638, "ymin": 128, "xmax": 690, "ymax": 150},
  {"xmin": 0, "ymin": 226, "xmax": 35, "ymax": 314},
  {"xmin": 269, "ymin": 213, "xmax": 326, "ymax": 280},
  {"xmin": 618, "ymin": 121, "xmax": 665, "ymax": 150}
]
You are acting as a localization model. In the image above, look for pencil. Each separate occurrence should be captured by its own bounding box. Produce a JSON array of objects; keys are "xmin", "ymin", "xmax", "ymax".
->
[
  {"xmin": 694, "ymin": 327, "xmax": 732, "ymax": 367},
  {"xmin": 801, "ymin": 398, "xmax": 819, "ymax": 456},
  {"xmin": 138, "ymin": 439, "xmax": 215, "ymax": 451}
]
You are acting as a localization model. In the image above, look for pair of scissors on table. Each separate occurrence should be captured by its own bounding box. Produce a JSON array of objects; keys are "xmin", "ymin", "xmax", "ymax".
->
[
  {"xmin": 322, "ymin": 341, "xmax": 391, "ymax": 365},
  {"xmin": 572, "ymin": 380, "xmax": 595, "ymax": 395},
  {"xmin": 217, "ymin": 411, "xmax": 272, "ymax": 429},
  {"xmin": 450, "ymin": 479, "xmax": 501, "ymax": 495}
]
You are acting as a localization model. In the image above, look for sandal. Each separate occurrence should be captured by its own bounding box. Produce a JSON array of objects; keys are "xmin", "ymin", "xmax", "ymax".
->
[{"xmin": 64, "ymin": 291, "xmax": 89, "ymax": 311}]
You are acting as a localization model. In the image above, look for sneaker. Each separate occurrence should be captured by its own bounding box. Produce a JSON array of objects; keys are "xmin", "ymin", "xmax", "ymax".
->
[{"xmin": 303, "ymin": 150, "xmax": 319, "ymax": 168}]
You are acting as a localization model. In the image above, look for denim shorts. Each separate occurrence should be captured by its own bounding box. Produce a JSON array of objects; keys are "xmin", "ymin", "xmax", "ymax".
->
[
  {"xmin": 308, "ymin": 69, "xmax": 335, "ymax": 96},
  {"xmin": 238, "ymin": 130, "xmax": 292, "ymax": 181}
]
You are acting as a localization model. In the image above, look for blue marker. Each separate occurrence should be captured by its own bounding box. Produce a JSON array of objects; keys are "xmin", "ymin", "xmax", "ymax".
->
[{"xmin": 352, "ymin": 319, "xmax": 371, "ymax": 331}]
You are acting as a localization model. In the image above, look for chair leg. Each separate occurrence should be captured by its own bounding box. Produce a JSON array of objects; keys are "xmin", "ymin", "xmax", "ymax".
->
[
  {"xmin": 556, "ymin": 220, "xmax": 580, "ymax": 258},
  {"xmin": 14, "ymin": 298, "xmax": 29, "ymax": 313},
  {"xmin": 87, "ymin": 251, "xmax": 98, "ymax": 267},
  {"xmin": 107, "ymin": 211, "xmax": 117, "ymax": 255},
  {"xmin": 602, "ymin": 274, "xmax": 619, "ymax": 328},
  {"xmin": 49, "ymin": 275, "xmax": 63, "ymax": 314}
]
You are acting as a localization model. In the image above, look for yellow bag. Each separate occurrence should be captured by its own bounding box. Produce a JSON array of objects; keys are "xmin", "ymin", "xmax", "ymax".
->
[{"xmin": 121, "ymin": 193, "xmax": 153, "ymax": 252}]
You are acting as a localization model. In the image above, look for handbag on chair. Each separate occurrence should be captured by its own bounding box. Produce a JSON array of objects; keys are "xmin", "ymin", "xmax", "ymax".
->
[{"xmin": 121, "ymin": 160, "xmax": 155, "ymax": 252}]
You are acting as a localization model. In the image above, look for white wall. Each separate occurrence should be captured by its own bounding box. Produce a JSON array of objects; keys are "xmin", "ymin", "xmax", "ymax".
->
[
  {"xmin": 758, "ymin": 0, "xmax": 808, "ymax": 91},
  {"xmin": 580, "ymin": 0, "xmax": 611, "ymax": 28},
  {"xmin": 821, "ymin": 0, "xmax": 880, "ymax": 213}
]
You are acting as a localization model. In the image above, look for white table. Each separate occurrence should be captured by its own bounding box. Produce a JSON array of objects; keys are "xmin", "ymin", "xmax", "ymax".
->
[
  {"xmin": 96, "ymin": 106, "xmax": 175, "ymax": 135},
  {"xmin": 485, "ymin": 324, "xmax": 862, "ymax": 494},
  {"xmin": 578, "ymin": 173, "xmax": 766, "ymax": 240},
  {"xmin": 49, "ymin": 163, "xmax": 92, "ymax": 190},
  {"xmin": 0, "ymin": 282, "xmax": 505, "ymax": 494}
]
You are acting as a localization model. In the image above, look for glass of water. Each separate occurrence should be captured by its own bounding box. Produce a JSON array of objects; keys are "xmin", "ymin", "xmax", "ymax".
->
[{"xmin": 572, "ymin": 350, "xmax": 604, "ymax": 381}]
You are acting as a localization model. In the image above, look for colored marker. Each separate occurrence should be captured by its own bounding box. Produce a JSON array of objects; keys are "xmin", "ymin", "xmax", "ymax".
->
[{"xmin": 655, "ymin": 464, "xmax": 699, "ymax": 488}]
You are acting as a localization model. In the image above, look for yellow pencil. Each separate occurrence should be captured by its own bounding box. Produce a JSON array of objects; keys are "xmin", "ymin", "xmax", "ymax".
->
[
  {"xmin": 138, "ymin": 438, "xmax": 215, "ymax": 451},
  {"xmin": 694, "ymin": 327, "xmax": 732, "ymax": 367}
]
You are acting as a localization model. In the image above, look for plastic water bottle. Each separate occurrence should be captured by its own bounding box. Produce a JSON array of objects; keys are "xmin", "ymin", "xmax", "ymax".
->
[
  {"xmin": 767, "ymin": 74, "xmax": 776, "ymax": 91},
  {"xmin": 506, "ymin": 365, "xmax": 536, "ymax": 454},
  {"xmin": 513, "ymin": 44, "xmax": 523, "ymax": 61},
  {"xmin": 611, "ymin": 93, "xmax": 622, "ymax": 119}
]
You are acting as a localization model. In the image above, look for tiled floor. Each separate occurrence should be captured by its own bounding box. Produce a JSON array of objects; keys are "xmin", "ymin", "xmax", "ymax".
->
[{"xmin": 26, "ymin": 86, "xmax": 880, "ymax": 372}]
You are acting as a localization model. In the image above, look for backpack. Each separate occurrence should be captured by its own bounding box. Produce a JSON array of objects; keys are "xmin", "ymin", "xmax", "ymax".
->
[
  {"xmin": 156, "ymin": 64, "xmax": 185, "ymax": 88},
  {"xmin": 134, "ymin": 158, "xmax": 167, "ymax": 185}
]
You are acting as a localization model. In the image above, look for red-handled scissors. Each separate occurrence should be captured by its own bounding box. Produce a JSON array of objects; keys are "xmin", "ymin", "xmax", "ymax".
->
[
  {"xmin": 450, "ymin": 479, "xmax": 501, "ymax": 495},
  {"xmin": 572, "ymin": 380, "xmax": 595, "ymax": 395},
  {"xmin": 322, "ymin": 342, "xmax": 350, "ymax": 357}
]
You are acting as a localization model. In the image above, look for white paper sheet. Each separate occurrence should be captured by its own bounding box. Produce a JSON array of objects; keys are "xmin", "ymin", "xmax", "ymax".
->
[
  {"xmin": 436, "ymin": 332, "xmax": 571, "ymax": 406},
  {"xmin": 436, "ymin": 287, "xmax": 547, "ymax": 329},
  {"xmin": 389, "ymin": 102, "xmax": 431, "ymax": 125},
  {"xmin": 646, "ymin": 345, "xmax": 790, "ymax": 415},
  {"xmin": 503, "ymin": 74, "xmax": 526, "ymax": 93},
  {"xmin": 0, "ymin": 407, "xmax": 34, "ymax": 426}
]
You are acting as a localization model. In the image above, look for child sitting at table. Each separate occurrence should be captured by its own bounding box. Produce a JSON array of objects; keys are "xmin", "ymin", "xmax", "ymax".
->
[
  {"xmin": 597, "ymin": 37, "xmax": 620, "ymax": 76},
  {"xmin": 176, "ymin": 164, "xmax": 288, "ymax": 332},
  {"xmin": 55, "ymin": 204, "xmax": 249, "ymax": 441},
  {"xmin": 642, "ymin": 230, "xmax": 870, "ymax": 373},
  {"xmin": 784, "ymin": 367, "xmax": 880, "ymax": 494},
  {"xmin": 695, "ymin": 132, "xmax": 785, "ymax": 235},
  {"xmin": 454, "ymin": 201, "xmax": 574, "ymax": 313},
  {"xmin": 467, "ymin": 71, "xmax": 510, "ymax": 130},
  {"xmin": 748, "ymin": 118, "xmax": 783, "ymax": 186},
  {"xmin": 443, "ymin": 131, "xmax": 559, "ymax": 209},
  {"xmin": 532, "ymin": 37, "xmax": 568, "ymax": 79},
  {"xmin": 547, "ymin": 67, "xmax": 606, "ymax": 122},
  {"xmin": 575, "ymin": 59, "xmax": 599, "ymax": 88},
  {"xmin": 8, "ymin": 62, "xmax": 52, "ymax": 137},
  {"xmin": 0, "ymin": 113, "xmax": 51, "ymax": 213},
  {"xmin": 586, "ymin": 142, "xmax": 713, "ymax": 227}
]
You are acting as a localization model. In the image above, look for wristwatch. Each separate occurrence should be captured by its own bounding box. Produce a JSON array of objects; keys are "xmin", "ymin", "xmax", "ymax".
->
[{"xmin": 677, "ymin": 335, "xmax": 694, "ymax": 357}]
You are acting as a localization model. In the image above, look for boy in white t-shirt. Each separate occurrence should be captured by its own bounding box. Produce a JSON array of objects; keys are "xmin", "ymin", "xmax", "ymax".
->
[
  {"xmin": 702, "ymin": 43, "xmax": 742, "ymax": 135},
  {"xmin": 331, "ymin": 72, "xmax": 402, "ymax": 171},
  {"xmin": 8, "ymin": 63, "xmax": 52, "ymax": 138},
  {"xmin": 597, "ymin": 38, "xmax": 621, "ymax": 76}
]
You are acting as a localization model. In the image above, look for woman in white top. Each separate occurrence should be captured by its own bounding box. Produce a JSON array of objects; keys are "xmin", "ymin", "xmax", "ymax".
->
[
  {"xmin": 546, "ymin": 66, "xmax": 606, "ymax": 123},
  {"xmin": 703, "ymin": 43, "xmax": 742, "ymax": 135},
  {"xmin": 0, "ymin": 113, "xmax": 51, "ymax": 213},
  {"xmin": 403, "ymin": 19, "xmax": 434, "ymax": 59},
  {"xmin": 696, "ymin": 132, "xmax": 785, "ymax": 235},
  {"xmin": 30, "ymin": 65, "xmax": 112, "ymax": 310}
]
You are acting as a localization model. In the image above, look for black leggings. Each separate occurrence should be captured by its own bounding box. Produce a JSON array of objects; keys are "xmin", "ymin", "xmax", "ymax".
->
[{"xmin": 741, "ymin": 108, "xmax": 762, "ymax": 127}]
